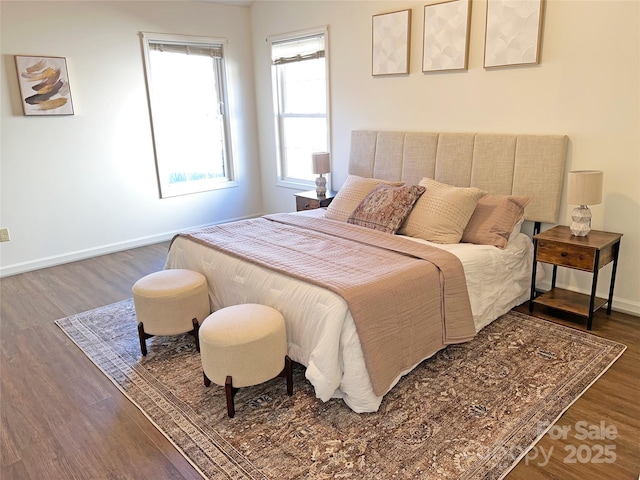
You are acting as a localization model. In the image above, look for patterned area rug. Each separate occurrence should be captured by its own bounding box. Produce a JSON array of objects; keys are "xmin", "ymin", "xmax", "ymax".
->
[{"xmin": 56, "ymin": 300, "xmax": 625, "ymax": 479}]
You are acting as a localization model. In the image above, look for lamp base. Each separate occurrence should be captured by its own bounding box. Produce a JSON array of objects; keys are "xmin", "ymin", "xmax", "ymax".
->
[
  {"xmin": 315, "ymin": 174, "xmax": 327, "ymax": 197},
  {"xmin": 570, "ymin": 205, "xmax": 592, "ymax": 236}
]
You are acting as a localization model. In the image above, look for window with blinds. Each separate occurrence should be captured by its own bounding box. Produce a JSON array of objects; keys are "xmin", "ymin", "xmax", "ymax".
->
[
  {"xmin": 141, "ymin": 32, "xmax": 234, "ymax": 198},
  {"xmin": 270, "ymin": 27, "xmax": 330, "ymax": 186}
]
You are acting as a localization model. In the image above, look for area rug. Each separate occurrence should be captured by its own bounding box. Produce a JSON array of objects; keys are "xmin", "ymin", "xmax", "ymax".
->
[{"xmin": 56, "ymin": 300, "xmax": 625, "ymax": 480}]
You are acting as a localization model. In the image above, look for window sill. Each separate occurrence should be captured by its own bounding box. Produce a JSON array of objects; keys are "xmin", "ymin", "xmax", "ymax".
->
[
  {"xmin": 160, "ymin": 180, "xmax": 238, "ymax": 198},
  {"xmin": 276, "ymin": 179, "xmax": 315, "ymax": 191}
]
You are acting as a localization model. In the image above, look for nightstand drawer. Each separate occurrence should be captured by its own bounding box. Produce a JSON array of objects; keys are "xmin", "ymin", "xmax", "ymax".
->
[
  {"xmin": 296, "ymin": 197, "xmax": 320, "ymax": 211},
  {"xmin": 294, "ymin": 189, "xmax": 336, "ymax": 212},
  {"xmin": 536, "ymin": 240, "xmax": 595, "ymax": 271}
]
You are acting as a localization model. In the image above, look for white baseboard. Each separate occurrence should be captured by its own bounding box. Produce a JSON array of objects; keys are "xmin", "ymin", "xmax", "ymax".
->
[
  {"xmin": 536, "ymin": 280, "xmax": 640, "ymax": 317},
  {"xmin": 0, "ymin": 233, "xmax": 175, "ymax": 278},
  {"xmin": 0, "ymin": 214, "xmax": 262, "ymax": 278}
]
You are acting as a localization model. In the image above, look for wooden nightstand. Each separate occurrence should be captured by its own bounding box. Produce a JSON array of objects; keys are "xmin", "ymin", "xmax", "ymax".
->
[
  {"xmin": 529, "ymin": 225, "xmax": 622, "ymax": 330},
  {"xmin": 294, "ymin": 189, "xmax": 336, "ymax": 212}
]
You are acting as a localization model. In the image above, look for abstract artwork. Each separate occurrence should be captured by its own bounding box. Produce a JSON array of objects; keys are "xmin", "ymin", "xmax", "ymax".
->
[
  {"xmin": 484, "ymin": 0, "xmax": 545, "ymax": 68},
  {"xmin": 15, "ymin": 55, "xmax": 74, "ymax": 115},
  {"xmin": 423, "ymin": 0, "xmax": 471, "ymax": 72},
  {"xmin": 372, "ymin": 9, "xmax": 412, "ymax": 76}
]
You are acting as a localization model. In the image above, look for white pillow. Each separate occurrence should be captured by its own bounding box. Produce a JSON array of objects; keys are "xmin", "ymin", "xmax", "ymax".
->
[{"xmin": 508, "ymin": 217, "xmax": 526, "ymax": 244}]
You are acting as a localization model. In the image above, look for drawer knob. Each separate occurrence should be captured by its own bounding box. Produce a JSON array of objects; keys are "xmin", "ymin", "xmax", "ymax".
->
[{"xmin": 561, "ymin": 252, "xmax": 568, "ymax": 257}]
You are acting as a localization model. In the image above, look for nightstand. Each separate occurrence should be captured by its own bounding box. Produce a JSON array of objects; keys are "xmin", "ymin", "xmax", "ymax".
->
[
  {"xmin": 294, "ymin": 189, "xmax": 336, "ymax": 212},
  {"xmin": 529, "ymin": 225, "xmax": 622, "ymax": 330}
]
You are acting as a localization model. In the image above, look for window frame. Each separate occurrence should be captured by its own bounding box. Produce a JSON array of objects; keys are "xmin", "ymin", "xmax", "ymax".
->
[
  {"xmin": 269, "ymin": 26, "xmax": 331, "ymax": 189},
  {"xmin": 141, "ymin": 32, "xmax": 236, "ymax": 198}
]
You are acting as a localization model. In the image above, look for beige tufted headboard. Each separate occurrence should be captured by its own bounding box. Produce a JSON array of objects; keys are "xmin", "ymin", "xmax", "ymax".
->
[{"xmin": 349, "ymin": 131, "xmax": 568, "ymax": 224}]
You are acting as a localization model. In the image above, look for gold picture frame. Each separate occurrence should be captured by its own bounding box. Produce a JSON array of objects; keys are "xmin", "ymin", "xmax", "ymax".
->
[
  {"xmin": 423, "ymin": 0, "xmax": 472, "ymax": 72},
  {"xmin": 372, "ymin": 9, "xmax": 412, "ymax": 76},
  {"xmin": 484, "ymin": 0, "xmax": 545, "ymax": 68},
  {"xmin": 15, "ymin": 55, "xmax": 74, "ymax": 116}
]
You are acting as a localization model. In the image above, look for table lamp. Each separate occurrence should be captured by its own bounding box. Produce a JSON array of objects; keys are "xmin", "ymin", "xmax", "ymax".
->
[
  {"xmin": 312, "ymin": 152, "xmax": 330, "ymax": 196},
  {"xmin": 567, "ymin": 170, "xmax": 603, "ymax": 236}
]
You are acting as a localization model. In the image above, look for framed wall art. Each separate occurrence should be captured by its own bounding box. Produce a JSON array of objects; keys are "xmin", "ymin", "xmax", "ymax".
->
[
  {"xmin": 372, "ymin": 9, "xmax": 412, "ymax": 76},
  {"xmin": 423, "ymin": 0, "xmax": 471, "ymax": 72},
  {"xmin": 15, "ymin": 55, "xmax": 74, "ymax": 115},
  {"xmin": 484, "ymin": 0, "xmax": 545, "ymax": 68}
]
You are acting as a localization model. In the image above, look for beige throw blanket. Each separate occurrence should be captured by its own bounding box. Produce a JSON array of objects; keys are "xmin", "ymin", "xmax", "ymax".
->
[{"xmin": 176, "ymin": 213, "xmax": 476, "ymax": 395}]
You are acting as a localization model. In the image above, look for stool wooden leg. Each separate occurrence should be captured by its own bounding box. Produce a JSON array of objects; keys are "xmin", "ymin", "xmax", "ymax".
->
[
  {"xmin": 203, "ymin": 371, "xmax": 211, "ymax": 387},
  {"xmin": 191, "ymin": 318, "xmax": 200, "ymax": 353},
  {"xmin": 137, "ymin": 322, "xmax": 148, "ymax": 356},
  {"xmin": 279, "ymin": 355, "xmax": 293, "ymax": 396},
  {"xmin": 225, "ymin": 376, "xmax": 238, "ymax": 418}
]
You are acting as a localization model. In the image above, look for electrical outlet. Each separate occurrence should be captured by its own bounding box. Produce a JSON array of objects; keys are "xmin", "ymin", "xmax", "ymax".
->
[{"xmin": 0, "ymin": 228, "xmax": 10, "ymax": 242}]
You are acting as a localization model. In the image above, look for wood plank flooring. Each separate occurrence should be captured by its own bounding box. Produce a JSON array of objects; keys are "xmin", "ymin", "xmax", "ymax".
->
[{"xmin": 1, "ymin": 243, "xmax": 638, "ymax": 479}]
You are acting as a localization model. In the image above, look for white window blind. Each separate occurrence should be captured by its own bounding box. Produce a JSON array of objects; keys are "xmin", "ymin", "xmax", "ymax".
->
[
  {"xmin": 148, "ymin": 42, "xmax": 223, "ymax": 58},
  {"xmin": 272, "ymin": 34, "xmax": 325, "ymax": 65}
]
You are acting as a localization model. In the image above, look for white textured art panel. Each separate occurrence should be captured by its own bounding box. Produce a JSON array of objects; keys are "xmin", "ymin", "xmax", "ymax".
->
[
  {"xmin": 423, "ymin": 0, "xmax": 471, "ymax": 72},
  {"xmin": 372, "ymin": 9, "xmax": 411, "ymax": 75},
  {"xmin": 484, "ymin": 0, "xmax": 543, "ymax": 68}
]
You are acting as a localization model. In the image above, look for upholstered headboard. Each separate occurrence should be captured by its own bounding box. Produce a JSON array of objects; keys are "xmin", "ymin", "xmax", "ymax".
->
[{"xmin": 349, "ymin": 131, "xmax": 568, "ymax": 224}]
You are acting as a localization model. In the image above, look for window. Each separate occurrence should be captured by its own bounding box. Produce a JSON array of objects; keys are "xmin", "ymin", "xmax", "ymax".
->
[
  {"xmin": 141, "ymin": 33, "xmax": 234, "ymax": 198},
  {"xmin": 270, "ymin": 28, "xmax": 330, "ymax": 186}
]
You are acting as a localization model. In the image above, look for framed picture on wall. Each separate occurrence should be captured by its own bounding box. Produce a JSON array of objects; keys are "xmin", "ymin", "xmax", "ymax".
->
[
  {"xmin": 423, "ymin": 0, "xmax": 471, "ymax": 72},
  {"xmin": 484, "ymin": 0, "xmax": 545, "ymax": 68},
  {"xmin": 15, "ymin": 55, "xmax": 74, "ymax": 115},
  {"xmin": 372, "ymin": 9, "xmax": 412, "ymax": 76}
]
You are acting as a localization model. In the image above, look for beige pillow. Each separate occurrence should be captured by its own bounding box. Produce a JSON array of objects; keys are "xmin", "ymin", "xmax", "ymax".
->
[
  {"xmin": 461, "ymin": 195, "xmax": 531, "ymax": 249},
  {"xmin": 325, "ymin": 175, "xmax": 404, "ymax": 222},
  {"xmin": 347, "ymin": 184, "xmax": 425, "ymax": 234},
  {"xmin": 399, "ymin": 178, "xmax": 485, "ymax": 244}
]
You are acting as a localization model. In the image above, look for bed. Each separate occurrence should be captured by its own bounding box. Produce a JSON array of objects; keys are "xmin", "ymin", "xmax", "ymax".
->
[{"xmin": 165, "ymin": 131, "xmax": 568, "ymax": 412}]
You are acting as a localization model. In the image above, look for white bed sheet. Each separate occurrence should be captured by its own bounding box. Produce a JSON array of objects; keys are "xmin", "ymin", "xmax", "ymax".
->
[{"xmin": 165, "ymin": 210, "xmax": 533, "ymax": 412}]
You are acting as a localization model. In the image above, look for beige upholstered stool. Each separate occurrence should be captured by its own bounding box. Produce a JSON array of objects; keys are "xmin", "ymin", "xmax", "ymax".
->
[
  {"xmin": 132, "ymin": 269, "xmax": 210, "ymax": 356},
  {"xmin": 199, "ymin": 304, "xmax": 293, "ymax": 418}
]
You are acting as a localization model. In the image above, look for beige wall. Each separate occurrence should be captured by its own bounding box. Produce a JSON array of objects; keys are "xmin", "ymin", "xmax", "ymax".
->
[{"xmin": 252, "ymin": 0, "xmax": 640, "ymax": 315}]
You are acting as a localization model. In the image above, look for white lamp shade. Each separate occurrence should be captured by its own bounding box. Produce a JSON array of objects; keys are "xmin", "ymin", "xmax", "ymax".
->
[
  {"xmin": 312, "ymin": 152, "xmax": 330, "ymax": 175},
  {"xmin": 567, "ymin": 170, "xmax": 603, "ymax": 206}
]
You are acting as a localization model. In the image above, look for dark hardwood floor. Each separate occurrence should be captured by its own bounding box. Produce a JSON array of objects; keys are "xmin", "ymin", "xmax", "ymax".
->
[{"xmin": 1, "ymin": 243, "xmax": 638, "ymax": 479}]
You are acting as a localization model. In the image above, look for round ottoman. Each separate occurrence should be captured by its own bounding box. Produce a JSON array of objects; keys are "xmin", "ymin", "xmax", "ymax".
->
[
  {"xmin": 199, "ymin": 304, "xmax": 293, "ymax": 417},
  {"xmin": 132, "ymin": 269, "xmax": 210, "ymax": 356}
]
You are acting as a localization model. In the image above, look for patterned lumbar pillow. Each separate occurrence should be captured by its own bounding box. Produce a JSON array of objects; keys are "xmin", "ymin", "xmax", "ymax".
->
[{"xmin": 347, "ymin": 184, "xmax": 426, "ymax": 234}]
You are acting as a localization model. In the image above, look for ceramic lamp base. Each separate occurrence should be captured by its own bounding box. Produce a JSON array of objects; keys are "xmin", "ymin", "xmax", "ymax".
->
[
  {"xmin": 570, "ymin": 205, "xmax": 592, "ymax": 236},
  {"xmin": 315, "ymin": 174, "xmax": 327, "ymax": 196}
]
